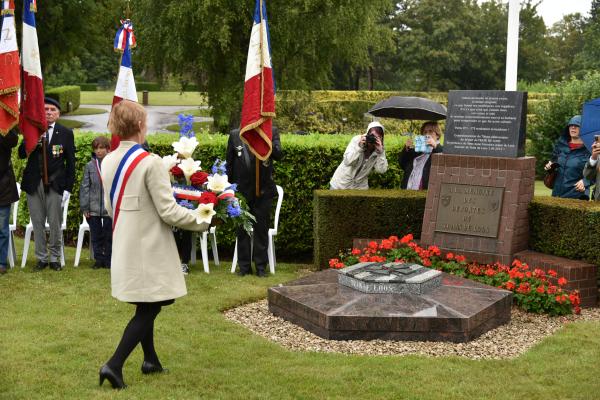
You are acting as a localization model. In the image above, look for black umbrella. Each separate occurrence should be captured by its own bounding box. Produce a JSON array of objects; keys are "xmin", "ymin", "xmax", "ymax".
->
[{"xmin": 368, "ymin": 96, "xmax": 447, "ymax": 120}]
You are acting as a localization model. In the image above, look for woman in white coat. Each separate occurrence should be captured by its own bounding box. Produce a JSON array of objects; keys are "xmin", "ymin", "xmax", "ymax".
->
[{"xmin": 98, "ymin": 101, "xmax": 209, "ymax": 389}]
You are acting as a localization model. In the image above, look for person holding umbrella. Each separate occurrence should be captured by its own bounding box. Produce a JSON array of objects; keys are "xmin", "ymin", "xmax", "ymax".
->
[
  {"xmin": 399, "ymin": 121, "xmax": 443, "ymax": 190},
  {"xmin": 329, "ymin": 121, "xmax": 388, "ymax": 190},
  {"xmin": 545, "ymin": 115, "xmax": 591, "ymax": 200}
]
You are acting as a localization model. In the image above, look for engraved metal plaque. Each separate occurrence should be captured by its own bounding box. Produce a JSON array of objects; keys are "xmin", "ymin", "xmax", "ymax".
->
[{"xmin": 435, "ymin": 183, "xmax": 504, "ymax": 238}]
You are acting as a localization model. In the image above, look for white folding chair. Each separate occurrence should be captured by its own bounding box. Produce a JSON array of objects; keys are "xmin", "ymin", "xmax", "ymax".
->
[
  {"xmin": 21, "ymin": 196, "xmax": 69, "ymax": 268},
  {"xmin": 74, "ymin": 214, "xmax": 93, "ymax": 267},
  {"xmin": 231, "ymin": 185, "xmax": 284, "ymax": 274},
  {"xmin": 7, "ymin": 183, "xmax": 21, "ymax": 268},
  {"xmin": 190, "ymin": 226, "xmax": 219, "ymax": 273}
]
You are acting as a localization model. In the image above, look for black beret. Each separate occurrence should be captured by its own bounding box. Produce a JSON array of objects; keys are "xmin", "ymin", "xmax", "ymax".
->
[{"xmin": 44, "ymin": 96, "xmax": 61, "ymax": 111}]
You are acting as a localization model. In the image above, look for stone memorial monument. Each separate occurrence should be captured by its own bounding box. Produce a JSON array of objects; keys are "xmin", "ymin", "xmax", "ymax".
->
[{"xmin": 420, "ymin": 90, "xmax": 535, "ymax": 264}]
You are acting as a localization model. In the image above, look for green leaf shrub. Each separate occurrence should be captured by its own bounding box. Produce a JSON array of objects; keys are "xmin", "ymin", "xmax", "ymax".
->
[
  {"xmin": 45, "ymin": 85, "xmax": 81, "ymax": 113},
  {"xmin": 11, "ymin": 133, "xmax": 407, "ymax": 259},
  {"xmin": 529, "ymin": 196, "xmax": 600, "ymax": 265}
]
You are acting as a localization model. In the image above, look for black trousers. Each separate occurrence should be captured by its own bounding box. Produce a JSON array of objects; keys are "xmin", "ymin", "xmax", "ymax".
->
[
  {"xmin": 237, "ymin": 195, "xmax": 272, "ymax": 273},
  {"xmin": 88, "ymin": 216, "xmax": 112, "ymax": 265},
  {"xmin": 173, "ymin": 228, "xmax": 191, "ymax": 264}
]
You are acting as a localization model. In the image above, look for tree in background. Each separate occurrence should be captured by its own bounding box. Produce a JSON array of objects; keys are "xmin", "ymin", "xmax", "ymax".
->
[
  {"xmin": 517, "ymin": 0, "xmax": 550, "ymax": 83},
  {"xmin": 547, "ymin": 13, "xmax": 585, "ymax": 81},
  {"xmin": 133, "ymin": 0, "xmax": 393, "ymax": 130}
]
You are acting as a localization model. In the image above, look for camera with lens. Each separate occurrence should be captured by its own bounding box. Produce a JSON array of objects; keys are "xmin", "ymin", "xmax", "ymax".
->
[{"xmin": 365, "ymin": 132, "xmax": 377, "ymax": 145}]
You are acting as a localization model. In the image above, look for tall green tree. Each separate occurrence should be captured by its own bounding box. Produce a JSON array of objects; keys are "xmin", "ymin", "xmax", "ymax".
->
[
  {"xmin": 576, "ymin": 0, "xmax": 600, "ymax": 72},
  {"xmin": 517, "ymin": 0, "xmax": 550, "ymax": 83},
  {"xmin": 132, "ymin": 0, "xmax": 393, "ymax": 130},
  {"xmin": 547, "ymin": 13, "xmax": 585, "ymax": 81}
]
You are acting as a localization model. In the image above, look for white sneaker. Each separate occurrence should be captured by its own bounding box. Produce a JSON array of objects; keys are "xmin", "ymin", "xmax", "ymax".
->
[{"xmin": 181, "ymin": 264, "xmax": 190, "ymax": 275}]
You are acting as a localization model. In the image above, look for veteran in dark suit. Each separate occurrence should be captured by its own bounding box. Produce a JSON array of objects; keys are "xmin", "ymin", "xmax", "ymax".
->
[
  {"xmin": 18, "ymin": 97, "xmax": 76, "ymax": 271},
  {"xmin": 226, "ymin": 127, "xmax": 282, "ymax": 277}
]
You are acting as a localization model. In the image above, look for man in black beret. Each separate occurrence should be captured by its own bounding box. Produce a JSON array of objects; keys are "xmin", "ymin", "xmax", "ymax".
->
[{"xmin": 18, "ymin": 97, "xmax": 76, "ymax": 271}]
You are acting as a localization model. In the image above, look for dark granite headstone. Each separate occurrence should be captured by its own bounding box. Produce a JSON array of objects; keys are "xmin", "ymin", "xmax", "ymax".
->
[{"xmin": 444, "ymin": 90, "xmax": 527, "ymax": 158}]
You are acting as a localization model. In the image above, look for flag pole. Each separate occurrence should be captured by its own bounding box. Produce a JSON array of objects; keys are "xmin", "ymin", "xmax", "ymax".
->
[{"xmin": 255, "ymin": 0, "xmax": 265, "ymax": 197}]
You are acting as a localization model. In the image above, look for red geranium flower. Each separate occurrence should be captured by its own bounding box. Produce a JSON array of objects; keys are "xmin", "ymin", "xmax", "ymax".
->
[
  {"xmin": 548, "ymin": 269, "xmax": 558, "ymax": 278},
  {"xmin": 558, "ymin": 277, "xmax": 568, "ymax": 286},
  {"xmin": 547, "ymin": 285, "xmax": 557, "ymax": 294},
  {"xmin": 198, "ymin": 191, "xmax": 218, "ymax": 206},
  {"xmin": 380, "ymin": 239, "xmax": 393, "ymax": 250},
  {"xmin": 400, "ymin": 234, "xmax": 413, "ymax": 244},
  {"xmin": 190, "ymin": 171, "xmax": 209, "ymax": 187},
  {"xmin": 351, "ymin": 248, "xmax": 362, "ymax": 256},
  {"xmin": 389, "ymin": 235, "xmax": 399, "ymax": 243},
  {"xmin": 445, "ymin": 252, "xmax": 454, "ymax": 261},
  {"xmin": 536, "ymin": 285, "xmax": 545, "ymax": 294},
  {"xmin": 516, "ymin": 282, "xmax": 531, "ymax": 294},
  {"xmin": 170, "ymin": 165, "xmax": 184, "ymax": 179},
  {"xmin": 328, "ymin": 258, "xmax": 339, "ymax": 268},
  {"xmin": 422, "ymin": 258, "xmax": 432, "ymax": 267},
  {"xmin": 455, "ymin": 255, "xmax": 466, "ymax": 263},
  {"xmin": 505, "ymin": 280, "xmax": 516, "ymax": 290}
]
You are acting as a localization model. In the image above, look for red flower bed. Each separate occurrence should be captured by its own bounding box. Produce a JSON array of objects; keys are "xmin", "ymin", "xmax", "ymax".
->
[{"xmin": 329, "ymin": 234, "xmax": 581, "ymax": 316}]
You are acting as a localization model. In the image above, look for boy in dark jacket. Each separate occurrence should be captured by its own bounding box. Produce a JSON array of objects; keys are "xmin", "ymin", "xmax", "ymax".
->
[{"xmin": 79, "ymin": 136, "xmax": 112, "ymax": 268}]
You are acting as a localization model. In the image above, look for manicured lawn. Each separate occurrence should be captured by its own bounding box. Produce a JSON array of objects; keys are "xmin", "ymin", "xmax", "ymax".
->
[
  {"xmin": 65, "ymin": 107, "xmax": 108, "ymax": 116},
  {"xmin": 165, "ymin": 121, "xmax": 214, "ymax": 132},
  {"xmin": 534, "ymin": 180, "xmax": 552, "ymax": 197},
  {"xmin": 81, "ymin": 91, "xmax": 207, "ymax": 106},
  {"xmin": 56, "ymin": 119, "xmax": 85, "ymax": 129},
  {"xmin": 175, "ymin": 107, "xmax": 212, "ymax": 117},
  {"xmin": 2, "ymin": 237, "xmax": 600, "ymax": 399}
]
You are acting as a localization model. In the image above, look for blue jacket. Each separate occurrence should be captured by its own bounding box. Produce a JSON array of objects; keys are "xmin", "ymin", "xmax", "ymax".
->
[{"xmin": 551, "ymin": 133, "xmax": 591, "ymax": 199}]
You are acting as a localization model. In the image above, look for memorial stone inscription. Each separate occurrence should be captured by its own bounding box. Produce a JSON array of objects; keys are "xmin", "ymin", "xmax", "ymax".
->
[
  {"xmin": 444, "ymin": 90, "xmax": 527, "ymax": 157},
  {"xmin": 435, "ymin": 183, "xmax": 504, "ymax": 238}
]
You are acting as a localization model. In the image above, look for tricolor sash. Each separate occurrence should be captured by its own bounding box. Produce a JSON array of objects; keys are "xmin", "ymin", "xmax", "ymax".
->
[{"xmin": 110, "ymin": 144, "xmax": 149, "ymax": 230}]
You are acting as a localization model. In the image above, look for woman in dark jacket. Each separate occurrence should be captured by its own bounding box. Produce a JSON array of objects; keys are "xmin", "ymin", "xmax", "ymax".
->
[
  {"xmin": 0, "ymin": 128, "xmax": 20, "ymax": 274},
  {"xmin": 399, "ymin": 121, "xmax": 443, "ymax": 190},
  {"xmin": 546, "ymin": 115, "xmax": 591, "ymax": 200}
]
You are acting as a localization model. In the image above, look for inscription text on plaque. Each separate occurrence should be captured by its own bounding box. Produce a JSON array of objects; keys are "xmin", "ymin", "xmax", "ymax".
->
[{"xmin": 435, "ymin": 183, "xmax": 504, "ymax": 238}]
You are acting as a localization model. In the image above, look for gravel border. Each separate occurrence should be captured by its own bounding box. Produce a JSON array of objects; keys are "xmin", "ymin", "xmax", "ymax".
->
[{"xmin": 224, "ymin": 300, "xmax": 600, "ymax": 360}]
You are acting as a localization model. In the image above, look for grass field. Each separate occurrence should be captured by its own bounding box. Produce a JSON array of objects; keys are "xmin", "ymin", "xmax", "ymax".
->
[
  {"xmin": 2, "ymin": 237, "xmax": 600, "ymax": 399},
  {"xmin": 81, "ymin": 91, "xmax": 207, "ymax": 106}
]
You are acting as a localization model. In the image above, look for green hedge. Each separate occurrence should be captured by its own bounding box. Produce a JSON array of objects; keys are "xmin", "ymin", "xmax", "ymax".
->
[
  {"xmin": 78, "ymin": 83, "xmax": 97, "ymax": 91},
  {"xmin": 11, "ymin": 133, "xmax": 408, "ymax": 258},
  {"xmin": 529, "ymin": 196, "xmax": 600, "ymax": 265},
  {"xmin": 136, "ymin": 82, "xmax": 162, "ymax": 91},
  {"xmin": 45, "ymin": 86, "xmax": 81, "ymax": 113},
  {"xmin": 313, "ymin": 189, "xmax": 427, "ymax": 269}
]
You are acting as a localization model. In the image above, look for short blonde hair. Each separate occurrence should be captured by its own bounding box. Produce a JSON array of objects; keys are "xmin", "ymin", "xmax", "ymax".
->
[
  {"xmin": 108, "ymin": 100, "xmax": 147, "ymax": 139},
  {"xmin": 421, "ymin": 121, "xmax": 442, "ymax": 139}
]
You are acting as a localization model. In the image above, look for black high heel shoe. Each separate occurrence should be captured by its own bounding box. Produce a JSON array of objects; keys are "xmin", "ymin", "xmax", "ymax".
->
[
  {"xmin": 99, "ymin": 364, "xmax": 127, "ymax": 389},
  {"xmin": 141, "ymin": 360, "xmax": 167, "ymax": 374}
]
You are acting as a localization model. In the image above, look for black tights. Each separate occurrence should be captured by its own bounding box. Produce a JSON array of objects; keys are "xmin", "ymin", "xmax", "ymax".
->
[{"xmin": 106, "ymin": 303, "xmax": 162, "ymax": 376}]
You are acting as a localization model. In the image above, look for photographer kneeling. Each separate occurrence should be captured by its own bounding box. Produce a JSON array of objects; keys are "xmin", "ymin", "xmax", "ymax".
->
[
  {"xmin": 399, "ymin": 121, "xmax": 443, "ymax": 190},
  {"xmin": 329, "ymin": 121, "xmax": 388, "ymax": 190}
]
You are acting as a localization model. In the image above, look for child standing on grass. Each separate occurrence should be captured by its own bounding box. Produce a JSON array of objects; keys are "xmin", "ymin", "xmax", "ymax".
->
[{"xmin": 79, "ymin": 136, "xmax": 112, "ymax": 268}]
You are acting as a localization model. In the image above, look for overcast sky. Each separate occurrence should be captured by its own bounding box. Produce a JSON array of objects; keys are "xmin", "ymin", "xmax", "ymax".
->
[{"xmin": 479, "ymin": 0, "xmax": 592, "ymax": 26}]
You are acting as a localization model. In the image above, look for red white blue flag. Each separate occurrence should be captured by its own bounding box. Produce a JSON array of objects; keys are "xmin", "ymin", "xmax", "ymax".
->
[
  {"xmin": 240, "ymin": 0, "xmax": 275, "ymax": 161},
  {"xmin": 19, "ymin": 0, "xmax": 47, "ymax": 153},
  {"xmin": 111, "ymin": 19, "xmax": 138, "ymax": 150},
  {"xmin": 0, "ymin": 0, "xmax": 20, "ymax": 135}
]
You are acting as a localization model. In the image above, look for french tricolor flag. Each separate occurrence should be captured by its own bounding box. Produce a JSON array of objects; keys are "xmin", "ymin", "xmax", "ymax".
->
[
  {"xmin": 240, "ymin": 0, "xmax": 275, "ymax": 161},
  {"xmin": 20, "ymin": 0, "xmax": 47, "ymax": 154},
  {"xmin": 111, "ymin": 19, "xmax": 138, "ymax": 150},
  {"xmin": 0, "ymin": 0, "xmax": 20, "ymax": 136}
]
